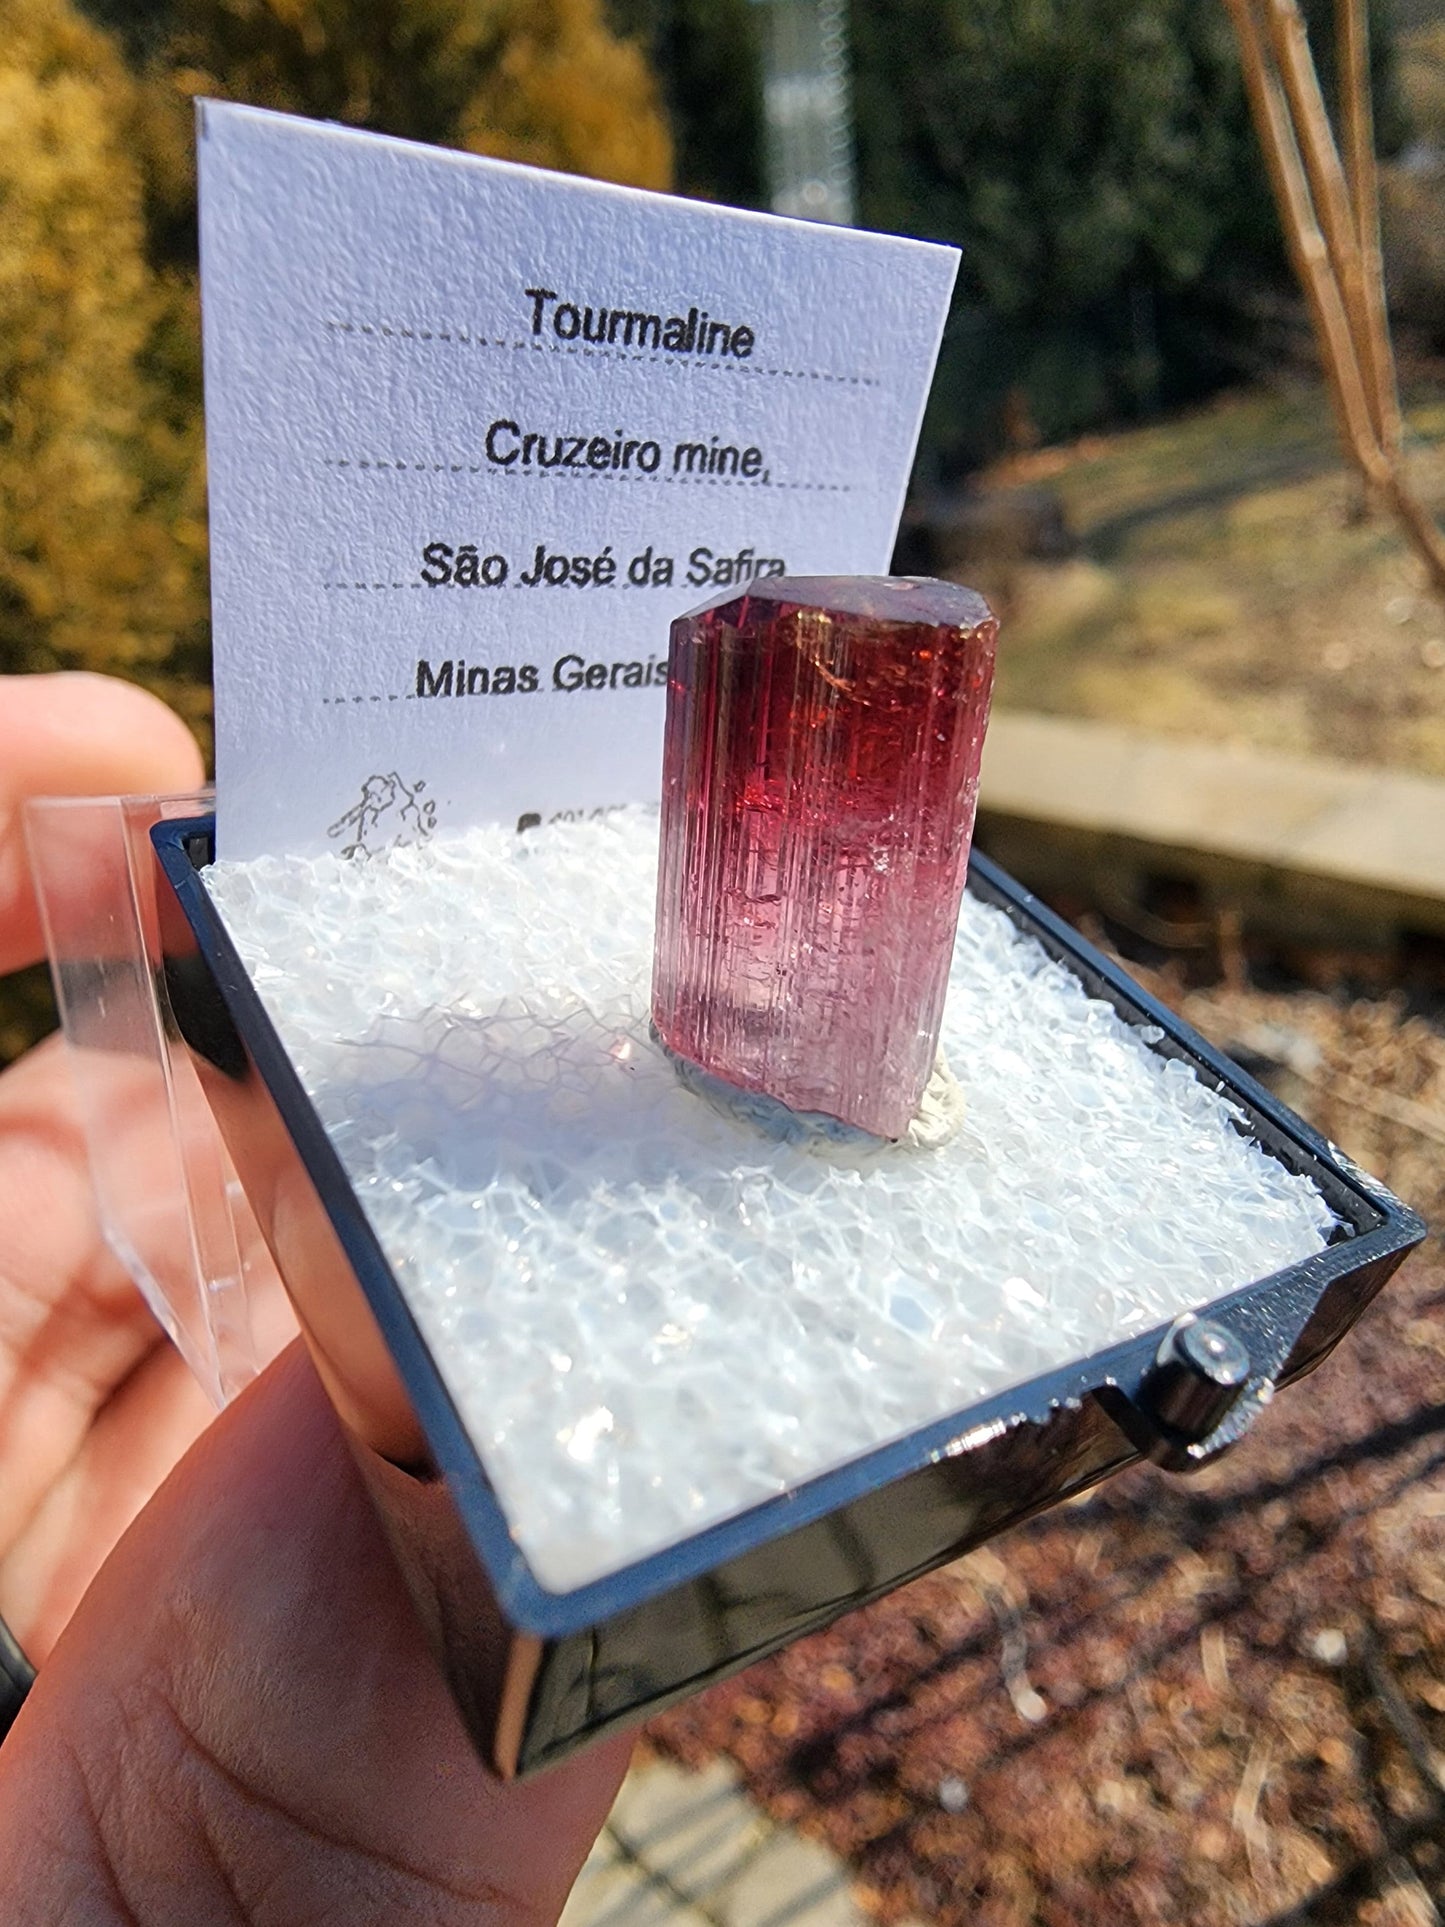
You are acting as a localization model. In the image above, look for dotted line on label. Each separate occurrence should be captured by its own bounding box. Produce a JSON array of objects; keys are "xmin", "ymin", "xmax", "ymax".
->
[
  {"xmin": 667, "ymin": 476, "xmax": 853, "ymax": 492},
  {"xmin": 319, "ymin": 692, "xmax": 416, "ymax": 703},
  {"xmin": 322, "ymin": 579, "xmax": 430, "ymax": 590},
  {"xmin": 325, "ymin": 318, "xmax": 879, "ymax": 387},
  {"xmin": 329, "ymin": 457, "xmax": 489, "ymax": 475},
  {"xmin": 321, "ymin": 457, "xmax": 851, "ymax": 494}
]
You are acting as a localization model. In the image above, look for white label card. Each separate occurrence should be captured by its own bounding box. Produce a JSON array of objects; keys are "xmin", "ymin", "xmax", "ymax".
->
[{"xmin": 198, "ymin": 103, "xmax": 959, "ymax": 859}]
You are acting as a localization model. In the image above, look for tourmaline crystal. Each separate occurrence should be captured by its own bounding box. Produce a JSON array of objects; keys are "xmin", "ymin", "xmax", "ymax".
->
[{"xmin": 652, "ymin": 575, "xmax": 998, "ymax": 1140}]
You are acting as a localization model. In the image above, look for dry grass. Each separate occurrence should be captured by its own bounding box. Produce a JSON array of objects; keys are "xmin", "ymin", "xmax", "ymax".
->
[{"xmin": 976, "ymin": 383, "xmax": 1445, "ymax": 775}]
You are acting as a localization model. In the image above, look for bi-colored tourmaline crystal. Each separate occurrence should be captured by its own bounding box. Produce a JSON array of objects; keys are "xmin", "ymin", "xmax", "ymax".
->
[{"xmin": 652, "ymin": 575, "xmax": 998, "ymax": 1140}]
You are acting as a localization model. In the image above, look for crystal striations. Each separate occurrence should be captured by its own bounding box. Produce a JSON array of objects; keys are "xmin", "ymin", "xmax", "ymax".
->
[{"xmin": 653, "ymin": 575, "xmax": 998, "ymax": 1140}]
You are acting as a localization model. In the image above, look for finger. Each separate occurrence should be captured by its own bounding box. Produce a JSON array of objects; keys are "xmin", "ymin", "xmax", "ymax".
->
[
  {"xmin": 0, "ymin": 672, "xmax": 204, "ymax": 976},
  {"xmin": 0, "ymin": 1041, "xmax": 164, "ymax": 1547},
  {"xmin": 0, "ymin": 1343, "xmax": 632, "ymax": 1924},
  {"xmin": 0, "ymin": 1037, "xmax": 212, "ymax": 1655},
  {"xmin": 0, "ymin": 1342, "xmax": 211, "ymax": 1664}
]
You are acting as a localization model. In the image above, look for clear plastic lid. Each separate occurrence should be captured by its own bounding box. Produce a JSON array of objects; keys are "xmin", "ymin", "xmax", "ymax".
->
[{"xmin": 24, "ymin": 792, "xmax": 293, "ymax": 1407}]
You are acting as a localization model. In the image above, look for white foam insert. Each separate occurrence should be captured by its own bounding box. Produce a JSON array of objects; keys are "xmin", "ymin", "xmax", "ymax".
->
[{"xmin": 208, "ymin": 812, "xmax": 1332, "ymax": 1592}]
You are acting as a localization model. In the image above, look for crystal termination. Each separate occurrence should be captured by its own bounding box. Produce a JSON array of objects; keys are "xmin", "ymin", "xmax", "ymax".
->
[{"xmin": 653, "ymin": 576, "xmax": 998, "ymax": 1140}]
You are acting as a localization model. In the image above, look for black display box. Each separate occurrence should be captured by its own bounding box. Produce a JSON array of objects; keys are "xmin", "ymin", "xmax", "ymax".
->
[{"xmin": 152, "ymin": 814, "xmax": 1424, "ymax": 1777}]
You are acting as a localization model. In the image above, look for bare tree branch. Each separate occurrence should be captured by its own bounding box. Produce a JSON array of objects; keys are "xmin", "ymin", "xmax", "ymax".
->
[
  {"xmin": 1221, "ymin": 0, "xmax": 1445, "ymax": 597},
  {"xmin": 1336, "ymin": 0, "xmax": 1402, "ymax": 458}
]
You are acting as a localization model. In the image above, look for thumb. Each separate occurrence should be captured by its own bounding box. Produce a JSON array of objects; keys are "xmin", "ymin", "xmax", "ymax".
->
[
  {"xmin": 0, "ymin": 1341, "xmax": 629, "ymax": 1924},
  {"xmin": 0, "ymin": 672, "xmax": 204, "ymax": 975}
]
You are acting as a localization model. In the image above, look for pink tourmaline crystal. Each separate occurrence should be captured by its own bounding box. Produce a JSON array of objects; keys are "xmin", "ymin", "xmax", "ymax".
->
[{"xmin": 652, "ymin": 576, "xmax": 998, "ymax": 1140}]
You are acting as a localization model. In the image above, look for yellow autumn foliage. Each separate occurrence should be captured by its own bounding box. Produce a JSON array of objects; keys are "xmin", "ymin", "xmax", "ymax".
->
[
  {"xmin": 0, "ymin": 0, "xmax": 671, "ymax": 728},
  {"xmin": 138, "ymin": 0, "xmax": 671, "ymax": 261},
  {"xmin": 0, "ymin": 0, "xmax": 207, "ymax": 702},
  {"xmin": 457, "ymin": 0, "xmax": 673, "ymax": 186}
]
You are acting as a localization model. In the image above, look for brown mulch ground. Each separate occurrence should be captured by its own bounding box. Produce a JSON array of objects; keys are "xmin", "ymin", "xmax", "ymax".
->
[{"xmin": 646, "ymin": 981, "xmax": 1445, "ymax": 1926}]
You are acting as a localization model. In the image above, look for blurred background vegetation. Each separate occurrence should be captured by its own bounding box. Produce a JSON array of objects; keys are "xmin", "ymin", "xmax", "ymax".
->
[
  {"xmin": 0, "ymin": 0, "xmax": 679, "ymax": 750},
  {"xmin": 2, "ymin": 0, "xmax": 1439, "ymax": 730},
  {"xmin": 3, "ymin": 0, "xmax": 1444, "ymax": 1066}
]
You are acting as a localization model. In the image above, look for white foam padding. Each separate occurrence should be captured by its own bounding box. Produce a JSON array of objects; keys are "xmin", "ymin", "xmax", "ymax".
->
[{"xmin": 208, "ymin": 813, "xmax": 1332, "ymax": 1591}]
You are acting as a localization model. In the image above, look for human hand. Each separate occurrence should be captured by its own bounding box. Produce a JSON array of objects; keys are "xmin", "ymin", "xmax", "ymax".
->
[
  {"xmin": 0, "ymin": 1340, "xmax": 630, "ymax": 1922},
  {"xmin": 0, "ymin": 672, "xmax": 214, "ymax": 1659},
  {"xmin": 0, "ymin": 671, "xmax": 629, "ymax": 1919}
]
